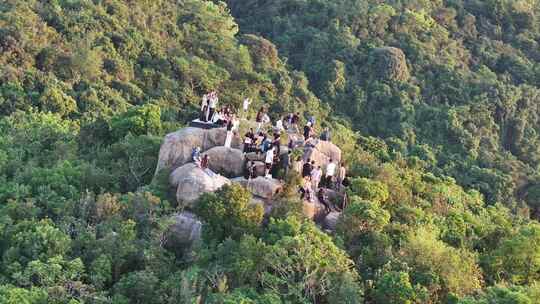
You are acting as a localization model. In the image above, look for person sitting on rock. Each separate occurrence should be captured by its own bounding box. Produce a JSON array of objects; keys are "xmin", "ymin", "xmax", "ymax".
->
[
  {"xmin": 317, "ymin": 188, "xmax": 333, "ymax": 213},
  {"xmin": 244, "ymin": 160, "xmax": 257, "ymax": 179},
  {"xmin": 201, "ymin": 154, "xmax": 217, "ymax": 177},
  {"xmin": 212, "ymin": 109, "xmax": 226, "ymax": 126},
  {"xmin": 192, "ymin": 147, "xmax": 202, "ymax": 167}
]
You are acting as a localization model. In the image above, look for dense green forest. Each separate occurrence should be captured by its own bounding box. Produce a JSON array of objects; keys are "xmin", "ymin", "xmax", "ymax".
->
[{"xmin": 1, "ymin": 0, "xmax": 540, "ymax": 303}]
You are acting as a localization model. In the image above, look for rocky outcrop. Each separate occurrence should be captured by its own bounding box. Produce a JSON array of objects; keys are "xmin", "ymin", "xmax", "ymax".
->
[
  {"xmin": 204, "ymin": 146, "xmax": 245, "ymax": 177},
  {"xmin": 370, "ymin": 47, "xmax": 409, "ymax": 82},
  {"xmin": 155, "ymin": 127, "xmax": 241, "ymax": 175},
  {"xmin": 163, "ymin": 212, "xmax": 202, "ymax": 253},
  {"xmin": 303, "ymin": 139, "xmax": 342, "ymax": 167},
  {"xmin": 233, "ymin": 176, "xmax": 282, "ymax": 199},
  {"xmin": 302, "ymin": 200, "xmax": 326, "ymax": 220},
  {"xmin": 323, "ymin": 211, "xmax": 341, "ymax": 231},
  {"xmin": 170, "ymin": 163, "xmax": 230, "ymax": 206}
]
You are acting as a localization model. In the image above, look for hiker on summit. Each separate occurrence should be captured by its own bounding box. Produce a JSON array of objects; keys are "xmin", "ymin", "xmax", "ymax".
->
[
  {"xmin": 282, "ymin": 150, "xmax": 291, "ymax": 176},
  {"xmin": 302, "ymin": 158, "xmax": 313, "ymax": 179},
  {"xmin": 274, "ymin": 116, "xmax": 285, "ymax": 134},
  {"xmin": 224, "ymin": 118, "xmax": 234, "ymax": 148},
  {"xmin": 325, "ymin": 159, "xmax": 337, "ymax": 189},
  {"xmin": 255, "ymin": 107, "xmax": 264, "ymax": 132},
  {"xmin": 291, "ymin": 112, "xmax": 300, "ymax": 133},
  {"xmin": 320, "ymin": 127, "xmax": 331, "ymax": 142},
  {"xmin": 242, "ymin": 97, "xmax": 252, "ymax": 118},
  {"xmin": 318, "ymin": 188, "xmax": 333, "ymax": 213},
  {"xmin": 200, "ymin": 94, "xmax": 209, "ymax": 121},
  {"xmin": 243, "ymin": 128, "xmax": 255, "ymax": 154},
  {"xmin": 311, "ymin": 165, "xmax": 322, "ymax": 192},
  {"xmin": 192, "ymin": 147, "xmax": 202, "ymax": 167},
  {"xmin": 337, "ymin": 163, "xmax": 347, "ymax": 190},
  {"xmin": 272, "ymin": 132, "xmax": 281, "ymax": 155},
  {"xmin": 303, "ymin": 122, "xmax": 312, "ymax": 141},
  {"xmin": 265, "ymin": 145, "xmax": 275, "ymax": 178},
  {"xmin": 208, "ymin": 91, "xmax": 218, "ymax": 121}
]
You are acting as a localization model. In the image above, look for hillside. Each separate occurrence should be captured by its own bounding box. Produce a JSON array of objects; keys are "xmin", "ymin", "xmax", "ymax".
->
[{"xmin": 0, "ymin": 0, "xmax": 540, "ymax": 303}]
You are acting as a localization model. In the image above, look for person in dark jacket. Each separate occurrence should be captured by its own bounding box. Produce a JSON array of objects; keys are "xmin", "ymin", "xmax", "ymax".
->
[{"xmin": 302, "ymin": 158, "xmax": 313, "ymax": 178}]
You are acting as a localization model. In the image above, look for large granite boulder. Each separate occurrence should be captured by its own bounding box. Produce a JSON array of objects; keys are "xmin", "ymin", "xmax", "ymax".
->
[
  {"xmin": 155, "ymin": 127, "xmax": 241, "ymax": 175},
  {"xmin": 170, "ymin": 163, "xmax": 231, "ymax": 206},
  {"xmin": 323, "ymin": 211, "xmax": 341, "ymax": 231},
  {"xmin": 233, "ymin": 177, "xmax": 282, "ymax": 199},
  {"xmin": 303, "ymin": 139, "xmax": 342, "ymax": 167},
  {"xmin": 163, "ymin": 212, "xmax": 202, "ymax": 253},
  {"xmin": 204, "ymin": 146, "xmax": 245, "ymax": 177},
  {"xmin": 302, "ymin": 200, "xmax": 326, "ymax": 220}
]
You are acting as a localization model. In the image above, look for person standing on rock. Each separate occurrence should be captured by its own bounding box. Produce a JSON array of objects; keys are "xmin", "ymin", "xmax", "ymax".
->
[
  {"xmin": 272, "ymin": 132, "xmax": 281, "ymax": 156},
  {"xmin": 208, "ymin": 91, "xmax": 218, "ymax": 121},
  {"xmin": 311, "ymin": 165, "xmax": 322, "ymax": 192},
  {"xmin": 308, "ymin": 115, "xmax": 316, "ymax": 127},
  {"xmin": 255, "ymin": 107, "xmax": 264, "ymax": 132},
  {"xmin": 192, "ymin": 147, "xmax": 202, "ymax": 167},
  {"xmin": 302, "ymin": 158, "xmax": 313, "ymax": 179},
  {"xmin": 242, "ymin": 97, "xmax": 252, "ymax": 118},
  {"xmin": 224, "ymin": 118, "xmax": 234, "ymax": 148},
  {"xmin": 201, "ymin": 93, "xmax": 209, "ymax": 121},
  {"xmin": 282, "ymin": 150, "xmax": 291, "ymax": 176},
  {"xmin": 291, "ymin": 112, "xmax": 300, "ymax": 133},
  {"xmin": 320, "ymin": 127, "xmax": 331, "ymax": 142},
  {"xmin": 294, "ymin": 156, "xmax": 303, "ymax": 173},
  {"xmin": 243, "ymin": 128, "xmax": 255, "ymax": 154},
  {"xmin": 265, "ymin": 146, "xmax": 275, "ymax": 178},
  {"xmin": 325, "ymin": 159, "xmax": 337, "ymax": 189},
  {"xmin": 274, "ymin": 116, "xmax": 285, "ymax": 134},
  {"xmin": 303, "ymin": 122, "xmax": 312, "ymax": 141},
  {"xmin": 338, "ymin": 163, "xmax": 347, "ymax": 190}
]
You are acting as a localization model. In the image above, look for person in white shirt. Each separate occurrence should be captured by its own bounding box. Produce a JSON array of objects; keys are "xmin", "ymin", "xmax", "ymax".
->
[
  {"xmin": 264, "ymin": 146, "xmax": 275, "ymax": 178},
  {"xmin": 325, "ymin": 159, "xmax": 336, "ymax": 188},
  {"xmin": 208, "ymin": 91, "xmax": 218, "ymax": 120},
  {"xmin": 201, "ymin": 94, "xmax": 209, "ymax": 121},
  {"xmin": 242, "ymin": 98, "xmax": 251, "ymax": 118},
  {"xmin": 311, "ymin": 165, "xmax": 322, "ymax": 192},
  {"xmin": 274, "ymin": 117, "xmax": 284, "ymax": 134}
]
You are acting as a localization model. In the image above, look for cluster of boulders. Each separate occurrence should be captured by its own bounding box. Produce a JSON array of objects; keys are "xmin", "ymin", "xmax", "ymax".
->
[{"xmin": 155, "ymin": 124, "xmax": 346, "ymax": 248}]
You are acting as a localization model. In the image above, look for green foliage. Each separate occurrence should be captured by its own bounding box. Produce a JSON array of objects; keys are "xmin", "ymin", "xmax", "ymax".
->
[
  {"xmin": 484, "ymin": 224, "xmax": 540, "ymax": 284},
  {"xmin": 373, "ymin": 271, "xmax": 427, "ymax": 304},
  {"xmin": 194, "ymin": 184, "xmax": 264, "ymax": 241}
]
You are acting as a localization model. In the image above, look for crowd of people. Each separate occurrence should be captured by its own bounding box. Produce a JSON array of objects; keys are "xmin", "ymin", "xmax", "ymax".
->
[
  {"xmin": 195, "ymin": 92, "xmax": 347, "ymax": 212},
  {"xmin": 298, "ymin": 157, "xmax": 347, "ymax": 212}
]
